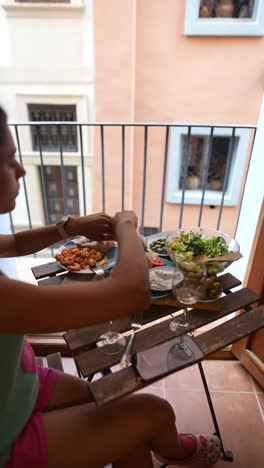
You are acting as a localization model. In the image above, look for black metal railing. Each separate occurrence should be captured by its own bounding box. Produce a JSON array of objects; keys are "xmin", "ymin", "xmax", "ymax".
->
[{"xmin": 8, "ymin": 122, "xmax": 257, "ymax": 257}]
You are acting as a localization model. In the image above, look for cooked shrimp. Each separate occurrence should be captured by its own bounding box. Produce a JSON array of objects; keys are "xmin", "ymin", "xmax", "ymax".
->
[
  {"xmin": 67, "ymin": 262, "xmax": 81, "ymax": 271},
  {"xmin": 70, "ymin": 247, "xmax": 80, "ymax": 254},
  {"xmin": 55, "ymin": 254, "xmax": 63, "ymax": 263},
  {"xmin": 87, "ymin": 258, "xmax": 97, "ymax": 267},
  {"xmin": 56, "ymin": 244, "xmax": 107, "ymax": 271},
  {"xmin": 62, "ymin": 256, "xmax": 75, "ymax": 266}
]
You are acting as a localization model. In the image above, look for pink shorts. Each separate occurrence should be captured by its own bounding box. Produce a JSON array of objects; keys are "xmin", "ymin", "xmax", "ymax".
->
[{"xmin": 5, "ymin": 365, "xmax": 59, "ymax": 468}]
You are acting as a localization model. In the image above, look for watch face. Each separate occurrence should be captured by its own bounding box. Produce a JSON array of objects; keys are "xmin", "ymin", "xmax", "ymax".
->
[{"xmin": 58, "ymin": 216, "xmax": 69, "ymax": 225}]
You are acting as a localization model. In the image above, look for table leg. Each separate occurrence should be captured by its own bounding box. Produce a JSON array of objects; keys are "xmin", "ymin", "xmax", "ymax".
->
[
  {"xmin": 86, "ymin": 368, "xmax": 112, "ymax": 383},
  {"xmin": 198, "ymin": 361, "xmax": 234, "ymax": 462}
]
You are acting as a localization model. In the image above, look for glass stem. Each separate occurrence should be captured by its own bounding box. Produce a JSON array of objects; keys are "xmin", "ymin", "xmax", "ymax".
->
[
  {"xmin": 181, "ymin": 305, "xmax": 188, "ymax": 325},
  {"xmin": 108, "ymin": 320, "xmax": 114, "ymax": 335}
]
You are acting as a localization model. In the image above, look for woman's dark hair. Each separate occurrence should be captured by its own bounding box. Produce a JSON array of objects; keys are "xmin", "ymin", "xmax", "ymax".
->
[{"xmin": 0, "ymin": 106, "xmax": 8, "ymax": 146}]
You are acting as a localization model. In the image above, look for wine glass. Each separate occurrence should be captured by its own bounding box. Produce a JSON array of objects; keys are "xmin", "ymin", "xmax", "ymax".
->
[
  {"xmin": 94, "ymin": 269, "xmax": 126, "ymax": 355},
  {"xmin": 169, "ymin": 260, "xmax": 206, "ymax": 359}
]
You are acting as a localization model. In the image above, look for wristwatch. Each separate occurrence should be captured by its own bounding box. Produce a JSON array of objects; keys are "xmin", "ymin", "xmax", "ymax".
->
[{"xmin": 56, "ymin": 215, "xmax": 71, "ymax": 239}]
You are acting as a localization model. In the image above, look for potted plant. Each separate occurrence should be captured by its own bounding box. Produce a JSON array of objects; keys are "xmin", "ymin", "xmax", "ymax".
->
[
  {"xmin": 186, "ymin": 166, "xmax": 201, "ymax": 190},
  {"xmin": 199, "ymin": 0, "xmax": 216, "ymax": 17},
  {"xmin": 215, "ymin": 0, "xmax": 235, "ymax": 17}
]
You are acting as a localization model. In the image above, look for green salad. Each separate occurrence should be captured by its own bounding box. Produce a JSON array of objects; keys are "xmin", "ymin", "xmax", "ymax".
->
[
  {"xmin": 168, "ymin": 231, "xmax": 229, "ymax": 261},
  {"xmin": 167, "ymin": 231, "xmax": 232, "ymax": 301}
]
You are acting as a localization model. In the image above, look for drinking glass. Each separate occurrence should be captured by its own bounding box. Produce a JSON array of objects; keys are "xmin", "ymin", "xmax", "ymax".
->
[
  {"xmin": 94, "ymin": 270, "xmax": 126, "ymax": 355},
  {"xmin": 169, "ymin": 260, "xmax": 206, "ymax": 359}
]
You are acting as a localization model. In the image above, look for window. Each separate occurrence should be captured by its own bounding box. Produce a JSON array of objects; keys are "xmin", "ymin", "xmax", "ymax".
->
[
  {"xmin": 28, "ymin": 104, "xmax": 78, "ymax": 152},
  {"xmin": 185, "ymin": 0, "xmax": 264, "ymax": 36},
  {"xmin": 167, "ymin": 127, "xmax": 250, "ymax": 206},
  {"xmin": 179, "ymin": 135, "xmax": 235, "ymax": 192},
  {"xmin": 199, "ymin": 0, "xmax": 255, "ymax": 19},
  {"xmin": 15, "ymin": 0, "xmax": 69, "ymax": 2},
  {"xmin": 40, "ymin": 165, "xmax": 80, "ymax": 224},
  {"xmin": 2, "ymin": 0, "xmax": 84, "ymax": 17}
]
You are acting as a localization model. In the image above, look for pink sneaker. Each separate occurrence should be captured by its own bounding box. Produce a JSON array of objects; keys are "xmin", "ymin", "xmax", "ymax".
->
[{"xmin": 154, "ymin": 434, "xmax": 221, "ymax": 467}]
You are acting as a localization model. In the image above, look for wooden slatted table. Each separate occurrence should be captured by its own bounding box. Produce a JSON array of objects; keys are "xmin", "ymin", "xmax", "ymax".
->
[
  {"xmin": 32, "ymin": 254, "xmax": 264, "ymax": 464},
  {"xmin": 32, "ymin": 259, "xmax": 262, "ymax": 397}
]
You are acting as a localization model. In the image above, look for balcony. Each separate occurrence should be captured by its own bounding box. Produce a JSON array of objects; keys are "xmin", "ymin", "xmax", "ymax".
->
[
  {"xmin": 0, "ymin": 118, "xmax": 260, "ymax": 296},
  {"xmin": 1, "ymin": 120, "xmax": 263, "ymax": 467},
  {"xmin": 3, "ymin": 121, "xmax": 258, "ymax": 280}
]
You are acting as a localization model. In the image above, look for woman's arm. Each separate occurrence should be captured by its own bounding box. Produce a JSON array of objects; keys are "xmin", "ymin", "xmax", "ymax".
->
[
  {"xmin": 0, "ymin": 213, "xmax": 112, "ymax": 257},
  {"xmin": 0, "ymin": 212, "xmax": 150, "ymax": 334}
]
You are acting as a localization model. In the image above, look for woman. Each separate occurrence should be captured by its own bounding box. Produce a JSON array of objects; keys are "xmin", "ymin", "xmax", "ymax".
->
[{"xmin": 0, "ymin": 105, "xmax": 221, "ymax": 468}]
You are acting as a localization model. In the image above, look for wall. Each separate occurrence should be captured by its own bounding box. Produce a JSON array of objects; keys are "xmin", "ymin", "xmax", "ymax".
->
[
  {"xmin": 1, "ymin": 0, "xmax": 263, "ymax": 235},
  {"xmin": 93, "ymin": 0, "xmax": 264, "ymax": 235},
  {"xmin": 93, "ymin": 0, "xmax": 136, "ymax": 213},
  {"xmin": 0, "ymin": 0, "xmax": 94, "ymax": 229}
]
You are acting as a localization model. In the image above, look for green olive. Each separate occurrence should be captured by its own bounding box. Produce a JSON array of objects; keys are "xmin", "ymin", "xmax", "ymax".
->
[
  {"xmin": 208, "ymin": 289, "xmax": 219, "ymax": 299},
  {"xmin": 205, "ymin": 278, "xmax": 215, "ymax": 287},
  {"xmin": 207, "ymin": 266, "xmax": 219, "ymax": 275},
  {"xmin": 186, "ymin": 272, "xmax": 195, "ymax": 278},
  {"xmin": 193, "ymin": 272, "xmax": 203, "ymax": 279},
  {"xmin": 185, "ymin": 277, "xmax": 193, "ymax": 285},
  {"xmin": 183, "ymin": 262, "xmax": 197, "ymax": 272}
]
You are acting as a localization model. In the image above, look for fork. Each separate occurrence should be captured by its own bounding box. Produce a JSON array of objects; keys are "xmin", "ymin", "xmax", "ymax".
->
[
  {"xmin": 120, "ymin": 321, "xmax": 142, "ymax": 368},
  {"xmin": 92, "ymin": 267, "xmax": 105, "ymax": 278}
]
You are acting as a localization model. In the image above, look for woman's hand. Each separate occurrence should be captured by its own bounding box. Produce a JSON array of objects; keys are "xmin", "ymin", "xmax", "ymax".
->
[
  {"xmin": 67, "ymin": 213, "xmax": 114, "ymax": 240},
  {"xmin": 112, "ymin": 211, "xmax": 138, "ymax": 237}
]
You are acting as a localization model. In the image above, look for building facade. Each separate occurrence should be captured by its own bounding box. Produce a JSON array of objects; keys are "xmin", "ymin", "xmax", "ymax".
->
[
  {"xmin": 0, "ymin": 0, "xmax": 263, "ymax": 238},
  {"xmin": 0, "ymin": 0, "xmax": 94, "ymax": 231}
]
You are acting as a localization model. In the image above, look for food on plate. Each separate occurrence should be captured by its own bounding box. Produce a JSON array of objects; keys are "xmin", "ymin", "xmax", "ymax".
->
[
  {"xmin": 167, "ymin": 230, "xmax": 232, "ymax": 276},
  {"xmin": 204, "ymin": 274, "xmax": 223, "ymax": 300},
  {"xmin": 138, "ymin": 234, "xmax": 148, "ymax": 251},
  {"xmin": 146, "ymin": 252, "xmax": 167, "ymax": 269},
  {"xmin": 55, "ymin": 245, "xmax": 105, "ymax": 272},
  {"xmin": 98, "ymin": 256, "xmax": 110, "ymax": 268},
  {"xmin": 149, "ymin": 268, "xmax": 173, "ymax": 291},
  {"xmin": 149, "ymin": 237, "xmax": 167, "ymax": 255},
  {"xmin": 166, "ymin": 230, "xmax": 233, "ymax": 301},
  {"xmin": 167, "ymin": 231, "xmax": 229, "ymax": 260},
  {"xmin": 76, "ymin": 238, "xmax": 116, "ymax": 253},
  {"xmin": 177, "ymin": 262, "xmax": 223, "ymax": 301}
]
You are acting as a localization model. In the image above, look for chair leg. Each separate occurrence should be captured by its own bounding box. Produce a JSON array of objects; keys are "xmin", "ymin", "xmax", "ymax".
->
[{"xmin": 198, "ymin": 361, "xmax": 234, "ymax": 462}]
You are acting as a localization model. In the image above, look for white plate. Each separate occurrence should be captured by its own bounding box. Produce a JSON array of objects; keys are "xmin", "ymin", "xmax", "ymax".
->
[
  {"xmin": 149, "ymin": 266, "xmax": 174, "ymax": 291},
  {"xmin": 151, "ymin": 290, "xmax": 172, "ymax": 300},
  {"xmin": 56, "ymin": 240, "xmax": 118, "ymax": 274},
  {"xmin": 147, "ymin": 234, "xmax": 169, "ymax": 257}
]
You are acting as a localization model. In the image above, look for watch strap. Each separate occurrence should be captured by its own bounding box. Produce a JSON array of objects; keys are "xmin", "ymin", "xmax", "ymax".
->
[{"xmin": 56, "ymin": 216, "xmax": 71, "ymax": 239}]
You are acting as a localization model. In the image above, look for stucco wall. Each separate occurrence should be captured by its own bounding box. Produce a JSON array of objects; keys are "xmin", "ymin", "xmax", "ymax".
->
[
  {"xmin": 93, "ymin": 0, "xmax": 264, "ymax": 234},
  {"xmin": 0, "ymin": 0, "xmax": 94, "ymax": 228}
]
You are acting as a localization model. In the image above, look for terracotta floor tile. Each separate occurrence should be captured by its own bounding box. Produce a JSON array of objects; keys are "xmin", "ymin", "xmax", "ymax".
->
[
  {"xmin": 164, "ymin": 360, "xmax": 253, "ymax": 393},
  {"xmin": 256, "ymin": 393, "xmax": 264, "ymax": 418},
  {"xmin": 201, "ymin": 360, "xmax": 253, "ymax": 392},
  {"xmin": 136, "ymin": 381, "xmax": 165, "ymax": 399},
  {"xmin": 164, "ymin": 390, "xmax": 264, "ymax": 468},
  {"xmin": 252, "ymin": 376, "xmax": 264, "ymax": 394},
  {"xmin": 143, "ymin": 379, "xmax": 165, "ymax": 390},
  {"xmin": 136, "ymin": 387, "xmax": 165, "ymax": 400},
  {"xmin": 165, "ymin": 389, "xmax": 214, "ymax": 434}
]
